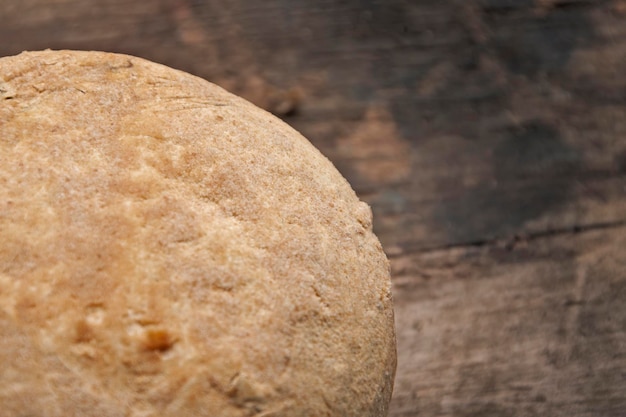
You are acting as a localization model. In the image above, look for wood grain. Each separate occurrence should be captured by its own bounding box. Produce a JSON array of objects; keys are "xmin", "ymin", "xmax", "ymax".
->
[
  {"xmin": 391, "ymin": 226, "xmax": 626, "ymax": 416},
  {"xmin": 1, "ymin": 0, "xmax": 625, "ymax": 415}
]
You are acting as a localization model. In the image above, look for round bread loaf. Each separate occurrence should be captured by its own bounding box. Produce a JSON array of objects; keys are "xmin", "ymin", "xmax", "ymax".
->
[{"xmin": 0, "ymin": 50, "xmax": 396, "ymax": 417}]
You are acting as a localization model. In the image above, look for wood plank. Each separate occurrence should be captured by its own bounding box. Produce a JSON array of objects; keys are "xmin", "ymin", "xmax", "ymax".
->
[{"xmin": 390, "ymin": 225, "xmax": 626, "ymax": 417}]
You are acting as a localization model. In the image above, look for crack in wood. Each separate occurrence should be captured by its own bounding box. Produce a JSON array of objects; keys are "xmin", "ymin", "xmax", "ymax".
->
[{"xmin": 391, "ymin": 219, "xmax": 626, "ymax": 257}]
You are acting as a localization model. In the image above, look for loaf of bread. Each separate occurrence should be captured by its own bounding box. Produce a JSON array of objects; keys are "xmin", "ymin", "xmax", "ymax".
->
[{"xmin": 0, "ymin": 50, "xmax": 396, "ymax": 416}]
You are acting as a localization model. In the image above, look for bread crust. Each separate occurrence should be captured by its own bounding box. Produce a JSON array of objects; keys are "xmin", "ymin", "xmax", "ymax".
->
[{"xmin": 0, "ymin": 50, "xmax": 396, "ymax": 417}]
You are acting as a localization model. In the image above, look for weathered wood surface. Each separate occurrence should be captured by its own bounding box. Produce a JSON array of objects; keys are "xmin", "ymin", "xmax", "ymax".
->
[{"xmin": 1, "ymin": 1, "xmax": 625, "ymax": 416}]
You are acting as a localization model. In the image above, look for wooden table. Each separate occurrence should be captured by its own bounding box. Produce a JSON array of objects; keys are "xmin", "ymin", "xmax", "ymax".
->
[{"xmin": 2, "ymin": 1, "xmax": 625, "ymax": 415}]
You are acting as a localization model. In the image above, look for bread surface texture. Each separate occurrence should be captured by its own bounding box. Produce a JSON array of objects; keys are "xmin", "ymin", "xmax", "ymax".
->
[{"xmin": 0, "ymin": 50, "xmax": 396, "ymax": 417}]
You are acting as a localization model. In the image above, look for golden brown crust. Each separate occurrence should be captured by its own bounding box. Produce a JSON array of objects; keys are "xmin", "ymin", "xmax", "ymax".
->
[{"xmin": 0, "ymin": 50, "xmax": 396, "ymax": 417}]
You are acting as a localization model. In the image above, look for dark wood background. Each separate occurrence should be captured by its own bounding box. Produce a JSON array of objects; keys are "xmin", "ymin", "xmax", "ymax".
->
[{"xmin": 1, "ymin": 1, "xmax": 625, "ymax": 415}]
